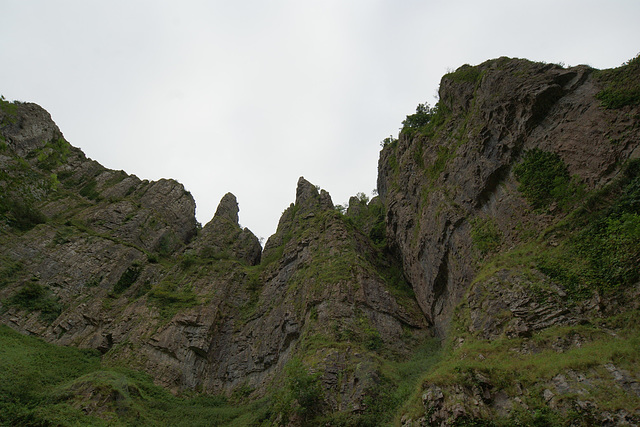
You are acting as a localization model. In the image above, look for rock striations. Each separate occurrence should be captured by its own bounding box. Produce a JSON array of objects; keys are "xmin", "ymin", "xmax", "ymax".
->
[{"xmin": 1, "ymin": 56, "xmax": 639, "ymax": 425}]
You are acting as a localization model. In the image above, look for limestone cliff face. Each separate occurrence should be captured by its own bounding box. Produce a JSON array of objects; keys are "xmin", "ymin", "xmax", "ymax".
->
[
  {"xmin": 380, "ymin": 57, "xmax": 640, "ymax": 425},
  {"xmin": 1, "ymin": 55, "xmax": 639, "ymax": 425},
  {"xmin": 378, "ymin": 57, "xmax": 639, "ymax": 336},
  {"xmin": 0, "ymin": 101, "xmax": 427, "ymax": 417}
]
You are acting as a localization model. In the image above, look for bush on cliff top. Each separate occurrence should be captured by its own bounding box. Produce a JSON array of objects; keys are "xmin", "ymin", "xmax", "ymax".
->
[
  {"xmin": 400, "ymin": 102, "xmax": 447, "ymax": 138},
  {"xmin": 595, "ymin": 53, "xmax": 640, "ymax": 109}
]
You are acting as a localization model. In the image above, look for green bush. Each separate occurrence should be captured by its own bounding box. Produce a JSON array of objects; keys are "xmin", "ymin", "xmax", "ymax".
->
[
  {"xmin": 470, "ymin": 217, "xmax": 502, "ymax": 255},
  {"xmin": 0, "ymin": 260, "xmax": 23, "ymax": 288},
  {"xmin": 380, "ymin": 135, "xmax": 398, "ymax": 148},
  {"xmin": 536, "ymin": 159, "xmax": 640, "ymax": 298},
  {"xmin": 147, "ymin": 280, "xmax": 198, "ymax": 319},
  {"xmin": 595, "ymin": 54, "xmax": 640, "ymax": 109},
  {"xmin": 0, "ymin": 95, "xmax": 18, "ymax": 126},
  {"xmin": 36, "ymin": 138, "xmax": 71, "ymax": 171},
  {"xmin": 79, "ymin": 178, "xmax": 101, "ymax": 200},
  {"xmin": 513, "ymin": 148, "xmax": 577, "ymax": 210},
  {"xmin": 0, "ymin": 195, "xmax": 47, "ymax": 231},
  {"xmin": 402, "ymin": 102, "xmax": 435, "ymax": 129},
  {"xmin": 0, "ymin": 325, "xmax": 266, "ymax": 426},
  {"xmin": 3, "ymin": 282, "xmax": 62, "ymax": 322},
  {"xmin": 444, "ymin": 64, "xmax": 484, "ymax": 84},
  {"xmin": 273, "ymin": 358, "xmax": 324, "ymax": 424},
  {"xmin": 113, "ymin": 263, "xmax": 142, "ymax": 294}
]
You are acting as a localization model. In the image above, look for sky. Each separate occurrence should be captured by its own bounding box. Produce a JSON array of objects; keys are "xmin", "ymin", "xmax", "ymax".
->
[{"xmin": 1, "ymin": 1, "xmax": 639, "ymax": 242}]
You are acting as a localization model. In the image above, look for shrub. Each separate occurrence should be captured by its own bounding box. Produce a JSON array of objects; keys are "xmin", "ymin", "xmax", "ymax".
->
[
  {"xmin": 0, "ymin": 196, "xmax": 47, "ymax": 231},
  {"xmin": 147, "ymin": 280, "xmax": 198, "ymax": 319},
  {"xmin": 79, "ymin": 178, "xmax": 100, "ymax": 200},
  {"xmin": 536, "ymin": 159, "xmax": 640, "ymax": 298},
  {"xmin": 0, "ymin": 260, "xmax": 23, "ymax": 288},
  {"xmin": 444, "ymin": 64, "xmax": 484, "ymax": 84},
  {"xmin": 113, "ymin": 263, "xmax": 142, "ymax": 294},
  {"xmin": 595, "ymin": 54, "xmax": 640, "ymax": 109},
  {"xmin": 36, "ymin": 138, "xmax": 71, "ymax": 171},
  {"xmin": 470, "ymin": 217, "xmax": 502, "ymax": 255},
  {"xmin": 0, "ymin": 95, "xmax": 18, "ymax": 126},
  {"xmin": 3, "ymin": 282, "xmax": 62, "ymax": 322},
  {"xmin": 380, "ymin": 135, "xmax": 398, "ymax": 148},
  {"xmin": 273, "ymin": 358, "xmax": 324, "ymax": 424},
  {"xmin": 513, "ymin": 149, "xmax": 577, "ymax": 210},
  {"xmin": 402, "ymin": 102, "xmax": 437, "ymax": 131}
]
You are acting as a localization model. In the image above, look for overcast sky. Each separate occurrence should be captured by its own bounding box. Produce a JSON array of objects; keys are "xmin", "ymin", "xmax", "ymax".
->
[{"xmin": 1, "ymin": 1, "xmax": 639, "ymax": 241}]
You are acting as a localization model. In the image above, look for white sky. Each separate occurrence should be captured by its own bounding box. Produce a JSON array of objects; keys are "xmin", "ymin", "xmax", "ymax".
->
[{"xmin": 1, "ymin": 1, "xmax": 639, "ymax": 241}]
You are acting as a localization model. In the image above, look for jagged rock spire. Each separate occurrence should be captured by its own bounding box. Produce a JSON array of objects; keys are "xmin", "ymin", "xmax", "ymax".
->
[
  {"xmin": 295, "ymin": 176, "xmax": 334, "ymax": 211},
  {"xmin": 213, "ymin": 192, "xmax": 239, "ymax": 224}
]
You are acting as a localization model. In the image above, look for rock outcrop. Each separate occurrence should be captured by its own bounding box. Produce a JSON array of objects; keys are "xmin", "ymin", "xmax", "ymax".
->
[
  {"xmin": 378, "ymin": 57, "xmax": 639, "ymax": 336},
  {"xmin": 382, "ymin": 57, "xmax": 640, "ymax": 425},
  {"xmin": 0, "ymin": 100, "xmax": 428, "ymax": 418},
  {"xmin": 1, "ymin": 55, "xmax": 639, "ymax": 425},
  {"xmin": 188, "ymin": 192, "xmax": 262, "ymax": 265}
]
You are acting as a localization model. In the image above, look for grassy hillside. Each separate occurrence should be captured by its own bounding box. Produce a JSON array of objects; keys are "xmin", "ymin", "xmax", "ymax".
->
[{"xmin": 0, "ymin": 325, "xmax": 270, "ymax": 426}]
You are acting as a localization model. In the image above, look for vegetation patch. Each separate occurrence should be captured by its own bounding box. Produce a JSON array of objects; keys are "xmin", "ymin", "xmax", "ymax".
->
[
  {"xmin": 595, "ymin": 54, "xmax": 640, "ymax": 109},
  {"xmin": 0, "ymin": 259, "xmax": 24, "ymax": 288},
  {"xmin": 412, "ymin": 317, "xmax": 640, "ymax": 423},
  {"xmin": 2, "ymin": 281, "xmax": 62, "ymax": 323},
  {"xmin": 0, "ymin": 194, "xmax": 47, "ymax": 231},
  {"xmin": 540, "ymin": 165, "xmax": 640, "ymax": 297},
  {"xmin": 79, "ymin": 178, "xmax": 101, "ymax": 201},
  {"xmin": 112, "ymin": 263, "xmax": 142, "ymax": 295},
  {"xmin": 147, "ymin": 280, "xmax": 199, "ymax": 319},
  {"xmin": 35, "ymin": 137, "xmax": 71, "ymax": 171},
  {"xmin": 513, "ymin": 148, "xmax": 582, "ymax": 210},
  {"xmin": 0, "ymin": 95, "xmax": 18, "ymax": 126},
  {"xmin": 401, "ymin": 102, "xmax": 448, "ymax": 138},
  {"xmin": 271, "ymin": 358, "xmax": 324, "ymax": 425},
  {"xmin": 444, "ymin": 64, "xmax": 484, "ymax": 84},
  {"xmin": 470, "ymin": 217, "xmax": 502, "ymax": 256},
  {"xmin": 0, "ymin": 325, "xmax": 269, "ymax": 426}
]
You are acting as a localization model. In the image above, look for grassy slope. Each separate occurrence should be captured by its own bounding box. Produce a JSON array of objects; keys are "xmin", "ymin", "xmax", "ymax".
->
[{"xmin": 0, "ymin": 325, "xmax": 271, "ymax": 426}]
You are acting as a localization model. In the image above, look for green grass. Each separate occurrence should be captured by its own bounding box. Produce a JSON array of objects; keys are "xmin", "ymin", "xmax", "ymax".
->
[
  {"xmin": 0, "ymin": 94, "xmax": 18, "ymax": 126},
  {"xmin": 35, "ymin": 137, "xmax": 71, "ymax": 171},
  {"xmin": 533, "ymin": 159, "xmax": 640, "ymax": 298},
  {"xmin": 385, "ymin": 338, "xmax": 443, "ymax": 425},
  {"xmin": 513, "ymin": 148, "xmax": 582, "ymax": 210},
  {"xmin": 419, "ymin": 317, "xmax": 640, "ymax": 411},
  {"xmin": 0, "ymin": 324, "xmax": 103, "ymax": 425},
  {"xmin": 147, "ymin": 279, "xmax": 199, "ymax": 319},
  {"xmin": 470, "ymin": 217, "xmax": 502, "ymax": 255},
  {"xmin": 0, "ymin": 258, "xmax": 24, "ymax": 288},
  {"xmin": 0, "ymin": 194, "xmax": 48, "ymax": 231},
  {"xmin": 0, "ymin": 324, "xmax": 269, "ymax": 426},
  {"xmin": 2, "ymin": 281, "xmax": 63, "ymax": 322},
  {"xmin": 444, "ymin": 64, "xmax": 484, "ymax": 84},
  {"xmin": 595, "ymin": 54, "xmax": 640, "ymax": 109},
  {"xmin": 472, "ymin": 167, "xmax": 639, "ymax": 302},
  {"xmin": 400, "ymin": 102, "xmax": 449, "ymax": 139}
]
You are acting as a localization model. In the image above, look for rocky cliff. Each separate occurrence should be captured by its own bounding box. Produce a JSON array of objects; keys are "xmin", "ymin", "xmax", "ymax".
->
[
  {"xmin": 1, "ymin": 55, "xmax": 639, "ymax": 426},
  {"xmin": 379, "ymin": 56, "xmax": 640, "ymax": 425}
]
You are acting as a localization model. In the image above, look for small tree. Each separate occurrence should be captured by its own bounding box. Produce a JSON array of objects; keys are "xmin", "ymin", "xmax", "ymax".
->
[{"xmin": 401, "ymin": 102, "xmax": 435, "ymax": 130}]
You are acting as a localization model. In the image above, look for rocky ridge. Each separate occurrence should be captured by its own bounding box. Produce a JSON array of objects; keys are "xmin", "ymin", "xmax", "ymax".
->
[
  {"xmin": 0, "ymin": 99, "xmax": 428, "ymax": 422},
  {"xmin": 1, "ymin": 55, "xmax": 640, "ymax": 425}
]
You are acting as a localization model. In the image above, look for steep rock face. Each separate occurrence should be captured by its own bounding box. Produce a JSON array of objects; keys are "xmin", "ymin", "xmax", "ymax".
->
[
  {"xmin": 378, "ymin": 57, "xmax": 639, "ymax": 336},
  {"xmin": 0, "ymin": 99, "xmax": 429, "ymax": 420},
  {"xmin": 2, "ymin": 56, "xmax": 639, "ymax": 425},
  {"xmin": 388, "ymin": 57, "xmax": 640, "ymax": 425}
]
